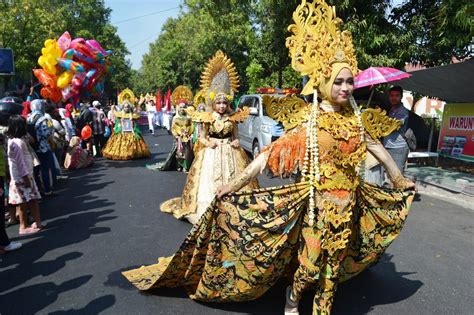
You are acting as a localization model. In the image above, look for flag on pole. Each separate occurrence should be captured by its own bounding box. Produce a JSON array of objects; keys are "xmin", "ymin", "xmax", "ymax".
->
[
  {"xmin": 156, "ymin": 89, "xmax": 162, "ymax": 111},
  {"xmin": 165, "ymin": 87, "xmax": 172, "ymax": 111}
]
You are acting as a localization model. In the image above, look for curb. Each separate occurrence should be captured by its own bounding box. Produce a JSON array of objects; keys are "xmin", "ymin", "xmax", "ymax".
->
[{"xmin": 414, "ymin": 180, "xmax": 474, "ymax": 210}]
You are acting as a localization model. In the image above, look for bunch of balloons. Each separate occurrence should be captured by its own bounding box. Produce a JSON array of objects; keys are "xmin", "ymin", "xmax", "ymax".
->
[{"xmin": 33, "ymin": 31, "xmax": 113, "ymax": 104}]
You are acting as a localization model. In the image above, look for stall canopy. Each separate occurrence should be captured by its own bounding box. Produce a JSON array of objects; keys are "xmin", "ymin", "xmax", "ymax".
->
[{"xmin": 398, "ymin": 59, "xmax": 474, "ymax": 103}]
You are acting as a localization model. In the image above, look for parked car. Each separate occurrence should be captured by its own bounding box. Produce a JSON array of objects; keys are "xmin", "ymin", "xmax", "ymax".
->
[{"xmin": 237, "ymin": 94, "xmax": 285, "ymax": 159}]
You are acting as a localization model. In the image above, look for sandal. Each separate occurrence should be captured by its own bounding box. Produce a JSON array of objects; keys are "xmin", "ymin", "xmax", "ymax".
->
[
  {"xmin": 31, "ymin": 222, "xmax": 46, "ymax": 230},
  {"xmin": 19, "ymin": 227, "xmax": 41, "ymax": 235}
]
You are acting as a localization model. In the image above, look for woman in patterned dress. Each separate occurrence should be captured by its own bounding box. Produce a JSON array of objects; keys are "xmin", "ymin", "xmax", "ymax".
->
[{"xmin": 123, "ymin": 1, "xmax": 415, "ymax": 314}]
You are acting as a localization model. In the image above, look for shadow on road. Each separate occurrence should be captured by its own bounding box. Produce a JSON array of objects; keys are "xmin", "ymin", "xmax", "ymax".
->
[
  {"xmin": 48, "ymin": 294, "xmax": 116, "ymax": 314},
  {"xmin": 112, "ymin": 254, "xmax": 422, "ymax": 314},
  {"xmin": 0, "ymin": 162, "xmax": 117, "ymax": 313},
  {"xmin": 0, "ymin": 275, "xmax": 93, "ymax": 315}
]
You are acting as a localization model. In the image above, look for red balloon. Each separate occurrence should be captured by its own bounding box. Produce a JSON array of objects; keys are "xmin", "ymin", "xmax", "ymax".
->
[
  {"xmin": 81, "ymin": 125, "xmax": 92, "ymax": 140},
  {"xmin": 41, "ymin": 86, "xmax": 62, "ymax": 103},
  {"xmin": 50, "ymin": 88, "xmax": 63, "ymax": 103},
  {"xmin": 33, "ymin": 69, "xmax": 56, "ymax": 88}
]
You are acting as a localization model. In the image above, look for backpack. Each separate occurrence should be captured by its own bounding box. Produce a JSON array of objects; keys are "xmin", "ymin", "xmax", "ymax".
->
[
  {"xmin": 402, "ymin": 128, "xmax": 417, "ymax": 151},
  {"xmin": 76, "ymin": 106, "xmax": 93, "ymax": 131},
  {"xmin": 26, "ymin": 115, "xmax": 42, "ymax": 151}
]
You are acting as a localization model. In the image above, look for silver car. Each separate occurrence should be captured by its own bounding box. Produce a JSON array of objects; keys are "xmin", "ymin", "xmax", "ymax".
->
[{"xmin": 237, "ymin": 94, "xmax": 285, "ymax": 159}]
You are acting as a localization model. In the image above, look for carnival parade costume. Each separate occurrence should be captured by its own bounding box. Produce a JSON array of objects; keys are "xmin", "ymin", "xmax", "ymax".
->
[
  {"xmin": 149, "ymin": 86, "xmax": 195, "ymax": 172},
  {"xmin": 161, "ymin": 51, "xmax": 259, "ymax": 224},
  {"xmin": 123, "ymin": 1, "xmax": 415, "ymax": 314},
  {"xmin": 102, "ymin": 89, "xmax": 151, "ymax": 160}
]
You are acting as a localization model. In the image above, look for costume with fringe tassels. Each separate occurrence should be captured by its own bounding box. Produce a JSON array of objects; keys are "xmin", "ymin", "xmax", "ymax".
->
[{"xmin": 123, "ymin": 2, "xmax": 415, "ymax": 314}]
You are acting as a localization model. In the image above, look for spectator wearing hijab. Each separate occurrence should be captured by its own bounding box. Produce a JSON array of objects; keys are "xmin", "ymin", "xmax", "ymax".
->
[{"xmin": 27, "ymin": 100, "xmax": 57, "ymax": 196}]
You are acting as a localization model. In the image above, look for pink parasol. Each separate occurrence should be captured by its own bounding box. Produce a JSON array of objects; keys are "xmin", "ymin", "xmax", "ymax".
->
[
  {"xmin": 355, "ymin": 67, "xmax": 411, "ymax": 89},
  {"xmin": 355, "ymin": 67, "xmax": 412, "ymax": 106}
]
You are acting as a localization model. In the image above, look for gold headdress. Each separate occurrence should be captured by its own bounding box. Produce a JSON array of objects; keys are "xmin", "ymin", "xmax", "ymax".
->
[
  {"xmin": 200, "ymin": 50, "xmax": 239, "ymax": 105},
  {"xmin": 285, "ymin": 0, "xmax": 362, "ymax": 227},
  {"xmin": 171, "ymin": 85, "xmax": 193, "ymax": 107},
  {"xmin": 118, "ymin": 88, "xmax": 137, "ymax": 105},
  {"xmin": 286, "ymin": 0, "xmax": 358, "ymax": 96},
  {"xmin": 193, "ymin": 89, "xmax": 206, "ymax": 109}
]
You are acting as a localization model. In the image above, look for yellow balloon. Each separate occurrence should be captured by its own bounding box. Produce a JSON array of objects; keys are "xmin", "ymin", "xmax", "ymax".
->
[
  {"xmin": 45, "ymin": 39, "xmax": 54, "ymax": 47},
  {"xmin": 45, "ymin": 55, "xmax": 57, "ymax": 66},
  {"xmin": 57, "ymin": 71, "xmax": 73, "ymax": 89},
  {"xmin": 45, "ymin": 62, "xmax": 57, "ymax": 75},
  {"xmin": 38, "ymin": 55, "xmax": 46, "ymax": 68}
]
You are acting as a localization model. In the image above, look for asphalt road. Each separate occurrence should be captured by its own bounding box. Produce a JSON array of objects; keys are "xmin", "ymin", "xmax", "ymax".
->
[{"xmin": 1, "ymin": 128, "xmax": 473, "ymax": 315}]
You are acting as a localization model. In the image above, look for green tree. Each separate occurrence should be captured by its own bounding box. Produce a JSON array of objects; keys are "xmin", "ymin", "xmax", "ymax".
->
[
  {"xmin": 132, "ymin": 0, "xmax": 472, "ymax": 95},
  {"xmin": 135, "ymin": 0, "xmax": 253, "ymax": 93},
  {"xmin": 391, "ymin": 0, "xmax": 473, "ymax": 66}
]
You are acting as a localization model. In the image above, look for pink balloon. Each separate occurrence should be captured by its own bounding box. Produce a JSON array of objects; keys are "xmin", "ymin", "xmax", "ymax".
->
[
  {"xmin": 61, "ymin": 85, "xmax": 80, "ymax": 100},
  {"xmin": 86, "ymin": 39, "xmax": 109, "ymax": 56},
  {"xmin": 71, "ymin": 42, "xmax": 95, "ymax": 59},
  {"xmin": 58, "ymin": 31, "xmax": 71, "ymax": 51},
  {"xmin": 71, "ymin": 72, "xmax": 86, "ymax": 88},
  {"xmin": 70, "ymin": 38, "xmax": 85, "ymax": 46}
]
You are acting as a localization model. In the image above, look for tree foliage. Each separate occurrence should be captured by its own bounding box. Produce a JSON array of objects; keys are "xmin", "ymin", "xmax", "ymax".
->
[
  {"xmin": 391, "ymin": 0, "xmax": 473, "ymax": 66},
  {"xmin": 129, "ymin": 0, "xmax": 472, "ymax": 94}
]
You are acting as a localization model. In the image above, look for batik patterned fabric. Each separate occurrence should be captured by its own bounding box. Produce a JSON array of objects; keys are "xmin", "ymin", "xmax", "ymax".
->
[
  {"xmin": 123, "ymin": 109, "xmax": 415, "ymax": 314},
  {"xmin": 123, "ymin": 182, "xmax": 413, "ymax": 303}
]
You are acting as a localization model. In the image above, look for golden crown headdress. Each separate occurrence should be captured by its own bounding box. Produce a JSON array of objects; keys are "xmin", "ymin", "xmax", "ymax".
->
[
  {"xmin": 193, "ymin": 89, "xmax": 206, "ymax": 107},
  {"xmin": 200, "ymin": 50, "xmax": 239, "ymax": 104},
  {"xmin": 286, "ymin": 0, "xmax": 358, "ymax": 95},
  {"xmin": 118, "ymin": 88, "xmax": 137, "ymax": 105},
  {"xmin": 171, "ymin": 85, "xmax": 194, "ymax": 106}
]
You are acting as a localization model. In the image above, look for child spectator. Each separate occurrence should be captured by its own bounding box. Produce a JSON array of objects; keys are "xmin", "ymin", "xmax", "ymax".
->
[{"xmin": 7, "ymin": 115, "xmax": 43, "ymax": 235}]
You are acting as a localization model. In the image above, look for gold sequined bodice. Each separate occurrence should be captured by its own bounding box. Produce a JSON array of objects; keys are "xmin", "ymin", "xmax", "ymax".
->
[
  {"xmin": 208, "ymin": 115, "xmax": 234, "ymax": 139},
  {"xmin": 172, "ymin": 116, "xmax": 194, "ymax": 141},
  {"xmin": 313, "ymin": 110, "xmax": 366, "ymax": 192}
]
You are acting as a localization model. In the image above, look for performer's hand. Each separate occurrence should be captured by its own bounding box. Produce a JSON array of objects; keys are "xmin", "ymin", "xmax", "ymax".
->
[
  {"xmin": 230, "ymin": 139, "xmax": 240, "ymax": 148},
  {"xmin": 216, "ymin": 185, "xmax": 232, "ymax": 199},
  {"xmin": 208, "ymin": 141, "xmax": 218, "ymax": 149},
  {"xmin": 392, "ymin": 175, "xmax": 416, "ymax": 191},
  {"xmin": 404, "ymin": 179, "xmax": 416, "ymax": 191}
]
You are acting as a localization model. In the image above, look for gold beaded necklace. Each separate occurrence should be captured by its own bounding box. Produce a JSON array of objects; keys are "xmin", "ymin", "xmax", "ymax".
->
[{"xmin": 302, "ymin": 91, "xmax": 365, "ymax": 226}]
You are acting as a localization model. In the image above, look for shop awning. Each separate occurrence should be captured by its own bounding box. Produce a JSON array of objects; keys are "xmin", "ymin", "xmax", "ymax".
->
[{"xmin": 398, "ymin": 59, "xmax": 474, "ymax": 103}]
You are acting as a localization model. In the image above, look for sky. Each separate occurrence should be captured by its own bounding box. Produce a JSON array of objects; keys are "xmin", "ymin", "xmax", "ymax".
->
[
  {"xmin": 105, "ymin": 0, "xmax": 406, "ymax": 70},
  {"xmin": 105, "ymin": 0, "xmax": 181, "ymax": 69}
]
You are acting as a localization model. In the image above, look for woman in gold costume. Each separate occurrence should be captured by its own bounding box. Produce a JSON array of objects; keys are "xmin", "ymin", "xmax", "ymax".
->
[
  {"xmin": 102, "ymin": 102, "xmax": 151, "ymax": 160},
  {"xmin": 171, "ymin": 100, "xmax": 194, "ymax": 172},
  {"xmin": 123, "ymin": 1, "xmax": 415, "ymax": 314},
  {"xmin": 161, "ymin": 51, "xmax": 258, "ymax": 224},
  {"xmin": 148, "ymin": 86, "xmax": 195, "ymax": 172}
]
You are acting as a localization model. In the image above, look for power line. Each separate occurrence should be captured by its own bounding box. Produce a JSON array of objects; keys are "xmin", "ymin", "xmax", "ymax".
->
[
  {"xmin": 112, "ymin": 6, "xmax": 180, "ymax": 25},
  {"xmin": 128, "ymin": 31, "xmax": 162, "ymax": 49}
]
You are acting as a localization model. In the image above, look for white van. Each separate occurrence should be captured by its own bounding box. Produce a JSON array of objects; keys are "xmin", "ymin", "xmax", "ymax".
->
[{"xmin": 237, "ymin": 94, "xmax": 285, "ymax": 159}]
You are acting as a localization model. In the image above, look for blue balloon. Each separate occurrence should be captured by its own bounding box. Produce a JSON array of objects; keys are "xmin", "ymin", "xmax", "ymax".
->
[{"xmin": 104, "ymin": 125, "xmax": 111, "ymax": 138}]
